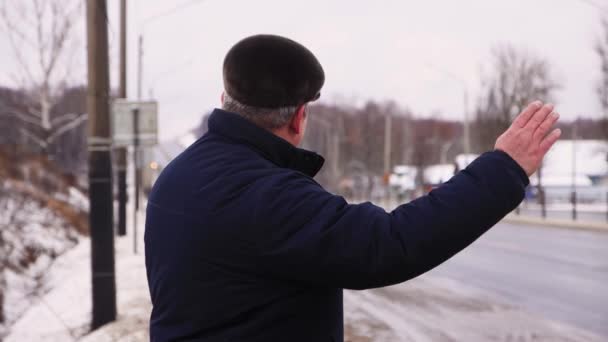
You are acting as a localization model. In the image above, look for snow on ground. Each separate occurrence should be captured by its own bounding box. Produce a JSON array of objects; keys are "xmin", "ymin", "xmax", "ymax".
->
[
  {"xmin": 53, "ymin": 187, "xmax": 90, "ymax": 212},
  {"xmin": 5, "ymin": 208, "xmax": 150, "ymax": 341},
  {"xmin": 0, "ymin": 180, "xmax": 82, "ymax": 339},
  {"xmin": 5, "ymin": 241, "xmax": 92, "ymax": 341}
]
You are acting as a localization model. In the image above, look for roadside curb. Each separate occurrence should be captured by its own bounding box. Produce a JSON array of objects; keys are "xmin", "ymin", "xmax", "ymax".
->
[{"xmin": 503, "ymin": 214, "xmax": 608, "ymax": 233}]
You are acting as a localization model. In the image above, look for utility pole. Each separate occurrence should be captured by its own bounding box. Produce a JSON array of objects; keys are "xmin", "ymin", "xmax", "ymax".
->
[
  {"xmin": 116, "ymin": 0, "xmax": 128, "ymax": 236},
  {"xmin": 463, "ymin": 89, "xmax": 471, "ymax": 155},
  {"xmin": 138, "ymin": 35, "xmax": 143, "ymax": 101},
  {"xmin": 571, "ymin": 119, "xmax": 578, "ymax": 221},
  {"xmin": 132, "ymin": 107, "xmax": 140, "ymax": 254},
  {"xmin": 383, "ymin": 112, "xmax": 393, "ymax": 207},
  {"xmin": 132, "ymin": 34, "xmax": 143, "ymax": 252},
  {"xmin": 86, "ymin": 0, "xmax": 117, "ymax": 329},
  {"xmin": 538, "ymin": 167, "xmax": 546, "ymax": 219},
  {"xmin": 383, "ymin": 112, "xmax": 392, "ymax": 175},
  {"xmin": 332, "ymin": 117, "xmax": 342, "ymax": 184}
]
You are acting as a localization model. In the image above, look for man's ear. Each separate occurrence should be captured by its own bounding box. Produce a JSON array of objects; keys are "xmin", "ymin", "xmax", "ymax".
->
[
  {"xmin": 220, "ymin": 92, "xmax": 225, "ymax": 105},
  {"xmin": 289, "ymin": 105, "xmax": 307, "ymax": 134}
]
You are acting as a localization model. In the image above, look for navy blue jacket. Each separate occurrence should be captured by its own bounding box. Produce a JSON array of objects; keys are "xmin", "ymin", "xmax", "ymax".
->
[{"xmin": 145, "ymin": 109, "xmax": 529, "ymax": 341}]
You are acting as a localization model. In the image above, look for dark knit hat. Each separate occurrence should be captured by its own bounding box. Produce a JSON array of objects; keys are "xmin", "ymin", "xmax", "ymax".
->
[{"xmin": 223, "ymin": 34, "xmax": 324, "ymax": 108}]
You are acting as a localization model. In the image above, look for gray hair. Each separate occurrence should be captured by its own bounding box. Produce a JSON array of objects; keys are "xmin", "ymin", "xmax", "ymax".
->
[{"xmin": 222, "ymin": 92, "xmax": 299, "ymax": 130}]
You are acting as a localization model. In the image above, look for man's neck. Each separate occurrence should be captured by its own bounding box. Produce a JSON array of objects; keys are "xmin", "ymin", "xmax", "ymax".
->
[
  {"xmin": 271, "ymin": 126, "xmax": 297, "ymax": 147},
  {"xmin": 219, "ymin": 106, "xmax": 299, "ymax": 147}
]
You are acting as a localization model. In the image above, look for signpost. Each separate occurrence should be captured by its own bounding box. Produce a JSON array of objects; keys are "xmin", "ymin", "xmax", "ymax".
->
[
  {"xmin": 112, "ymin": 99, "xmax": 158, "ymax": 146},
  {"xmin": 111, "ymin": 99, "xmax": 158, "ymax": 253}
]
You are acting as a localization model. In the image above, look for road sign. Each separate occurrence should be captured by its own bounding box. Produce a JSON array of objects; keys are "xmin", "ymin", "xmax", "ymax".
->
[{"xmin": 111, "ymin": 99, "xmax": 158, "ymax": 146}]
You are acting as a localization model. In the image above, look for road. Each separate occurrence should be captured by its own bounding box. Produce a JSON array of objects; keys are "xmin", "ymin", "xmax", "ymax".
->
[
  {"xmin": 344, "ymin": 221, "xmax": 608, "ymax": 341},
  {"xmin": 432, "ymin": 222, "xmax": 608, "ymax": 335}
]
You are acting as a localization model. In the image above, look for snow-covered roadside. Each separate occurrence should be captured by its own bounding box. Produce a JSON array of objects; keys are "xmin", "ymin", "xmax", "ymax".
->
[
  {"xmin": 0, "ymin": 180, "xmax": 84, "ymax": 338},
  {"xmin": 5, "ymin": 240, "xmax": 91, "ymax": 341},
  {"xmin": 5, "ymin": 229, "xmax": 151, "ymax": 342},
  {"xmin": 81, "ymin": 235, "xmax": 151, "ymax": 342}
]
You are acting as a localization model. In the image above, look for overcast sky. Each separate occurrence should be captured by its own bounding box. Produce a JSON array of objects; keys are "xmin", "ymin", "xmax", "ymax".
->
[{"xmin": 1, "ymin": 0, "xmax": 606, "ymax": 140}]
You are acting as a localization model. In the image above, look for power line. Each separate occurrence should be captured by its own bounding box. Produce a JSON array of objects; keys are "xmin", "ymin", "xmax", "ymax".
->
[
  {"xmin": 141, "ymin": 0, "xmax": 207, "ymax": 29},
  {"xmin": 576, "ymin": 0, "xmax": 608, "ymax": 12},
  {"xmin": 136, "ymin": 0, "xmax": 210, "ymax": 100},
  {"xmin": 149, "ymin": 58, "xmax": 195, "ymax": 84}
]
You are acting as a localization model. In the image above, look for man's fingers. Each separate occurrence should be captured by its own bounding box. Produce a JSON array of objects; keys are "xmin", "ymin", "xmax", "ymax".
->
[
  {"xmin": 526, "ymin": 103, "xmax": 554, "ymax": 131},
  {"xmin": 534, "ymin": 111, "xmax": 560, "ymax": 140},
  {"xmin": 539, "ymin": 128, "xmax": 562, "ymax": 155},
  {"xmin": 513, "ymin": 101, "xmax": 543, "ymax": 128}
]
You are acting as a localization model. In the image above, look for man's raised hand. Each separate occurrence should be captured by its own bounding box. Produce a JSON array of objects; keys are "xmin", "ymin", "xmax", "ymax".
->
[{"xmin": 494, "ymin": 101, "xmax": 562, "ymax": 176}]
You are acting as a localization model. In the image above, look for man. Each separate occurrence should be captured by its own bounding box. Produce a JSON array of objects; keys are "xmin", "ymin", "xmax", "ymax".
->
[{"xmin": 145, "ymin": 34, "xmax": 561, "ymax": 341}]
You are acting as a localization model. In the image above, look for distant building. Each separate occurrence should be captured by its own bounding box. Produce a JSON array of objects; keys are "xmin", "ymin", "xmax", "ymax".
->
[
  {"xmin": 529, "ymin": 140, "xmax": 608, "ymax": 203},
  {"xmin": 531, "ymin": 140, "xmax": 607, "ymax": 186}
]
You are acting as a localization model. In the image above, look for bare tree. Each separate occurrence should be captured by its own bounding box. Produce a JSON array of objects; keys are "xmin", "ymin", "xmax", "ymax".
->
[
  {"xmin": 595, "ymin": 18, "xmax": 608, "ymax": 139},
  {"xmin": 0, "ymin": 0, "xmax": 86, "ymax": 153},
  {"xmin": 474, "ymin": 44, "xmax": 558, "ymax": 151},
  {"xmin": 474, "ymin": 44, "xmax": 558, "ymax": 214}
]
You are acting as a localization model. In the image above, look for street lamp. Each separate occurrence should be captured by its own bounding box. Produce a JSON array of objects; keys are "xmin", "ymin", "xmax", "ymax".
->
[{"xmin": 424, "ymin": 63, "xmax": 471, "ymax": 156}]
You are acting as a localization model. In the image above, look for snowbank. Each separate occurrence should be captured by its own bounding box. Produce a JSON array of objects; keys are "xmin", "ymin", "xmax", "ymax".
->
[
  {"xmin": 5, "ymin": 207, "xmax": 150, "ymax": 342},
  {"xmin": 0, "ymin": 180, "xmax": 83, "ymax": 338},
  {"xmin": 5, "ymin": 234, "xmax": 151, "ymax": 341}
]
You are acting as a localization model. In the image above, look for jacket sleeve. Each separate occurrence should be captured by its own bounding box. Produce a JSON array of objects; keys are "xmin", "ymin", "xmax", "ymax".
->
[{"xmin": 254, "ymin": 150, "xmax": 529, "ymax": 290}]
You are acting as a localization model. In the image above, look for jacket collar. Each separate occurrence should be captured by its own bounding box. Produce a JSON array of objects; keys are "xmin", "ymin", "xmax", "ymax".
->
[{"xmin": 208, "ymin": 109, "xmax": 325, "ymax": 177}]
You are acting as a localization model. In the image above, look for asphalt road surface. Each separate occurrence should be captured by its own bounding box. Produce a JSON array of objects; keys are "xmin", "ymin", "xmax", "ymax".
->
[
  {"xmin": 346, "ymin": 221, "xmax": 608, "ymax": 341},
  {"xmin": 430, "ymin": 222, "xmax": 608, "ymax": 337}
]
